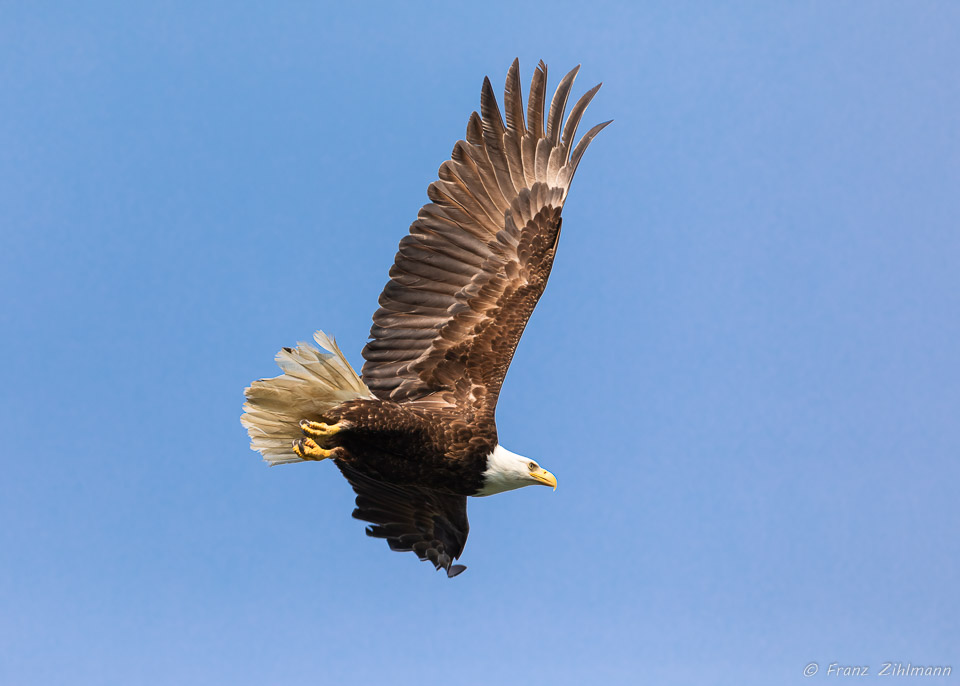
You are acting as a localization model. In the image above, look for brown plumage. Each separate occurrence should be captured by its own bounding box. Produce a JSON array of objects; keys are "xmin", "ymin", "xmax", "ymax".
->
[{"xmin": 242, "ymin": 59, "xmax": 609, "ymax": 576}]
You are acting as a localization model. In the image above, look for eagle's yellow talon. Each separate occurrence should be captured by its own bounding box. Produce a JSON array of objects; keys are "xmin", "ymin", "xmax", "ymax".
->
[
  {"xmin": 293, "ymin": 437, "xmax": 334, "ymax": 461},
  {"xmin": 300, "ymin": 419, "xmax": 345, "ymax": 440}
]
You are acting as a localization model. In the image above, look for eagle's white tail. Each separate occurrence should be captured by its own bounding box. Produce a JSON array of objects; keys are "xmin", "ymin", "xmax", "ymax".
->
[{"xmin": 241, "ymin": 331, "xmax": 373, "ymax": 465}]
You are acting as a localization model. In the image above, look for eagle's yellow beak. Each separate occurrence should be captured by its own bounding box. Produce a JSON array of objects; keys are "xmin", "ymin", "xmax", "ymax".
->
[{"xmin": 530, "ymin": 467, "xmax": 557, "ymax": 490}]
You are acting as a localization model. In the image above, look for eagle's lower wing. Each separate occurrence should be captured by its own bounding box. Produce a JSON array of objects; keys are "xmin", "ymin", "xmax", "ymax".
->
[
  {"xmin": 337, "ymin": 462, "xmax": 469, "ymax": 577},
  {"xmin": 361, "ymin": 60, "xmax": 609, "ymax": 415}
]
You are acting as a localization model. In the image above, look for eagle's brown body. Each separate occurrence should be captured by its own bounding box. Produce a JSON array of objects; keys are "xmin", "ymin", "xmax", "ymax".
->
[
  {"xmin": 242, "ymin": 60, "xmax": 608, "ymax": 576},
  {"xmin": 322, "ymin": 399, "xmax": 494, "ymax": 496}
]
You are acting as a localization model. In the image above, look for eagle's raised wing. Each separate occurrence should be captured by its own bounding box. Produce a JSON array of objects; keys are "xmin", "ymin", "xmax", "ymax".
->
[
  {"xmin": 337, "ymin": 462, "xmax": 469, "ymax": 577},
  {"xmin": 361, "ymin": 60, "xmax": 609, "ymax": 417}
]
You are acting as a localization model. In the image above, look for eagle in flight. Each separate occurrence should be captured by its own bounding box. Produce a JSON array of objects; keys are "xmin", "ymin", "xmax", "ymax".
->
[{"xmin": 242, "ymin": 59, "xmax": 609, "ymax": 576}]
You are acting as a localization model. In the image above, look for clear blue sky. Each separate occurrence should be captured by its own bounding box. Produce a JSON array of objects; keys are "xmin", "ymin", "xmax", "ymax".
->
[{"xmin": 2, "ymin": 3, "xmax": 958, "ymax": 685}]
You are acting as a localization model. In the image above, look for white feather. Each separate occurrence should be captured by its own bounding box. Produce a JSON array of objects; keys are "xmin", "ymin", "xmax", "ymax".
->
[
  {"xmin": 476, "ymin": 445, "xmax": 537, "ymax": 496},
  {"xmin": 241, "ymin": 331, "xmax": 373, "ymax": 466}
]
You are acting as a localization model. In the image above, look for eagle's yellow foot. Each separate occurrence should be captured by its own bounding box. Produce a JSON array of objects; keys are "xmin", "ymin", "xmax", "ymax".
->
[
  {"xmin": 299, "ymin": 419, "xmax": 348, "ymax": 441},
  {"xmin": 292, "ymin": 437, "xmax": 335, "ymax": 461}
]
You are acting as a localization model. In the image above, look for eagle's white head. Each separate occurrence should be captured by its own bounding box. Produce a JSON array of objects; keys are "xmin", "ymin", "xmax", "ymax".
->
[{"xmin": 475, "ymin": 445, "xmax": 558, "ymax": 497}]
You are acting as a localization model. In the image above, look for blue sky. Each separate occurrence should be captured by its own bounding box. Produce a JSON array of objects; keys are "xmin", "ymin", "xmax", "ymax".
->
[{"xmin": 2, "ymin": 2, "xmax": 958, "ymax": 684}]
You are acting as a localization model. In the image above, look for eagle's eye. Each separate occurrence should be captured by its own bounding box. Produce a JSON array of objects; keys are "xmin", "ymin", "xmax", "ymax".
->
[{"xmin": 527, "ymin": 461, "xmax": 538, "ymax": 472}]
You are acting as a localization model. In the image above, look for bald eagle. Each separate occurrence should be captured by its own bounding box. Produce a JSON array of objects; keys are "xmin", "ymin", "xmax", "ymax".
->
[{"xmin": 242, "ymin": 60, "xmax": 609, "ymax": 576}]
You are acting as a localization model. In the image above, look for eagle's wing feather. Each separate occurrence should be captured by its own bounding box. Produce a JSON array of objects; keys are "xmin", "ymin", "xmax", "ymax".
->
[
  {"xmin": 362, "ymin": 60, "xmax": 609, "ymax": 416},
  {"xmin": 337, "ymin": 462, "xmax": 469, "ymax": 577}
]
